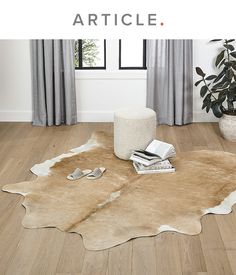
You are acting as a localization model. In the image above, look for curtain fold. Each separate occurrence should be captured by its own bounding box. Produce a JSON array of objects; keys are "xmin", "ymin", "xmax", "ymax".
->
[
  {"xmin": 31, "ymin": 40, "xmax": 77, "ymax": 126},
  {"xmin": 146, "ymin": 40, "xmax": 193, "ymax": 126}
]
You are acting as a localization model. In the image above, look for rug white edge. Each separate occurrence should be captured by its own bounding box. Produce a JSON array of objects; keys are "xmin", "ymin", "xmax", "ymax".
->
[
  {"xmin": 30, "ymin": 138, "xmax": 99, "ymax": 177},
  {"xmin": 158, "ymin": 224, "xmax": 179, "ymax": 232},
  {"xmin": 157, "ymin": 190, "xmax": 236, "ymax": 235},
  {"xmin": 203, "ymin": 190, "xmax": 236, "ymax": 215}
]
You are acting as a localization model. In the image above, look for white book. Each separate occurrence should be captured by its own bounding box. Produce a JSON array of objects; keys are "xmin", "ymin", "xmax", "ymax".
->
[
  {"xmin": 133, "ymin": 160, "xmax": 175, "ymax": 175},
  {"xmin": 145, "ymin": 139, "xmax": 176, "ymax": 160},
  {"xmin": 130, "ymin": 154, "xmax": 161, "ymax": 166}
]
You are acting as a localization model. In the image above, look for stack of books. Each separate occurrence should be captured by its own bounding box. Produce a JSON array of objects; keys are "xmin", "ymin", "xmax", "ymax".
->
[{"xmin": 130, "ymin": 139, "xmax": 176, "ymax": 174}]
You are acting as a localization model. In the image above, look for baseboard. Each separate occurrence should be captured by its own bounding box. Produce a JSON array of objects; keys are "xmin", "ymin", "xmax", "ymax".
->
[
  {"xmin": 77, "ymin": 111, "xmax": 114, "ymax": 122},
  {"xmin": 79, "ymin": 111, "xmax": 220, "ymax": 123},
  {"xmin": 193, "ymin": 111, "xmax": 219, "ymax": 123},
  {"xmin": 0, "ymin": 111, "xmax": 32, "ymax": 122},
  {"xmin": 0, "ymin": 110, "xmax": 114, "ymax": 122},
  {"xmin": 0, "ymin": 110, "xmax": 219, "ymax": 123}
]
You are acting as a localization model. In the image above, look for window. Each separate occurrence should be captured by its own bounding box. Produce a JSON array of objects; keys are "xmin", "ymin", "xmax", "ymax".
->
[
  {"xmin": 75, "ymin": 39, "xmax": 106, "ymax": 69},
  {"xmin": 74, "ymin": 39, "xmax": 147, "ymax": 72},
  {"xmin": 119, "ymin": 39, "xmax": 146, "ymax": 69}
]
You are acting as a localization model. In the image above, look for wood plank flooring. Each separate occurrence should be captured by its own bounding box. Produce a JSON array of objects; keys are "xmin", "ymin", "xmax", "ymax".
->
[{"xmin": 0, "ymin": 122, "xmax": 236, "ymax": 275}]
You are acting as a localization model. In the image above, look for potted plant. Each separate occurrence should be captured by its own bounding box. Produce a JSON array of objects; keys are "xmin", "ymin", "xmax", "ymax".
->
[{"xmin": 195, "ymin": 39, "xmax": 236, "ymax": 142}]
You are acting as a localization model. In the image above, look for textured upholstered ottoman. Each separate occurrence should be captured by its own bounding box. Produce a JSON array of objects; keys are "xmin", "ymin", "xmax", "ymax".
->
[{"xmin": 114, "ymin": 108, "xmax": 156, "ymax": 160}]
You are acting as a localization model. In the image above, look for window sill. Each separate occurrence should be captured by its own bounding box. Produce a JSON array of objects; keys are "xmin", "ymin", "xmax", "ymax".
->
[{"xmin": 75, "ymin": 70, "xmax": 147, "ymax": 80}]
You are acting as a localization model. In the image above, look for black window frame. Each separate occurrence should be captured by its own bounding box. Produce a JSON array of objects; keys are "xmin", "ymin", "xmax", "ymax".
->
[
  {"xmin": 75, "ymin": 39, "xmax": 106, "ymax": 70},
  {"xmin": 119, "ymin": 39, "xmax": 147, "ymax": 70}
]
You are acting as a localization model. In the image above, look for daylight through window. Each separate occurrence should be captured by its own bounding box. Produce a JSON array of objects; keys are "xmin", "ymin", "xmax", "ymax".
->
[
  {"xmin": 119, "ymin": 39, "xmax": 146, "ymax": 69},
  {"xmin": 75, "ymin": 39, "xmax": 106, "ymax": 69}
]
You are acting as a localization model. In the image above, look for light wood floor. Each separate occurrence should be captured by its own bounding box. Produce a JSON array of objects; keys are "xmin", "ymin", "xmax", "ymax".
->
[{"xmin": 0, "ymin": 122, "xmax": 236, "ymax": 275}]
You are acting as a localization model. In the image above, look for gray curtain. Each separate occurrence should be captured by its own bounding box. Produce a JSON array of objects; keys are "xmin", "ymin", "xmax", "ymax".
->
[
  {"xmin": 146, "ymin": 40, "xmax": 193, "ymax": 126},
  {"xmin": 31, "ymin": 40, "xmax": 77, "ymax": 126}
]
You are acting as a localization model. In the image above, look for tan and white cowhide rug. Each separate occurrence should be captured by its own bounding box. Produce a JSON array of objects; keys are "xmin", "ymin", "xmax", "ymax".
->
[{"xmin": 2, "ymin": 132, "xmax": 236, "ymax": 250}]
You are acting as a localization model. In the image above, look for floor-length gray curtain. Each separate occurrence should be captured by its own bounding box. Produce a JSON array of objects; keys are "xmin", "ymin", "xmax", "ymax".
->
[
  {"xmin": 146, "ymin": 40, "xmax": 193, "ymax": 126},
  {"xmin": 31, "ymin": 40, "xmax": 77, "ymax": 126}
]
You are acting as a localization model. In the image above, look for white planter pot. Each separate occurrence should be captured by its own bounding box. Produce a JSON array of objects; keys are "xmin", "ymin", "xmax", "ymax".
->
[{"xmin": 219, "ymin": 114, "xmax": 236, "ymax": 142}]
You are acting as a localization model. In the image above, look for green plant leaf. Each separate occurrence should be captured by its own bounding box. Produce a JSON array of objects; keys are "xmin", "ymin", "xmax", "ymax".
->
[
  {"xmin": 217, "ymin": 91, "xmax": 226, "ymax": 103},
  {"xmin": 212, "ymin": 80, "xmax": 228, "ymax": 90},
  {"xmin": 211, "ymin": 89, "xmax": 220, "ymax": 93},
  {"xmin": 219, "ymin": 59, "xmax": 226, "ymax": 67},
  {"xmin": 230, "ymin": 51, "xmax": 236, "ymax": 58},
  {"xmin": 221, "ymin": 75, "xmax": 230, "ymax": 83},
  {"xmin": 226, "ymin": 39, "xmax": 235, "ymax": 43},
  {"xmin": 226, "ymin": 69, "xmax": 234, "ymax": 80},
  {"xmin": 195, "ymin": 79, "xmax": 203, "ymax": 87},
  {"xmin": 227, "ymin": 100, "xmax": 234, "ymax": 111},
  {"xmin": 200, "ymin": 85, "xmax": 208, "ymax": 97},
  {"xmin": 213, "ymin": 69, "xmax": 227, "ymax": 83},
  {"xmin": 206, "ymin": 102, "xmax": 212, "ymax": 113},
  {"xmin": 215, "ymin": 50, "xmax": 225, "ymax": 67},
  {"xmin": 212, "ymin": 83, "xmax": 221, "ymax": 90},
  {"xmin": 211, "ymin": 103, "xmax": 223, "ymax": 118},
  {"xmin": 224, "ymin": 61, "xmax": 233, "ymax": 67},
  {"xmin": 205, "ymin": 75, "xmax": 217, "ymax": 80},
  {"xmin": 213, "ymin": 83, "xmax": 229, "ymax": 91},
  {"xmin": 227, "ymin": 93, "xmax": 234, "ymax": 101},
  {"xmin": 203, "ymin": 93, "xmax": 211, "ymax": 103},
  {"xmin": 202, "ymin": 101, "xmax": 208, "ymax": 110},
  {"xmin": 221, "ymin": 82, "xmax": 230, "ymax": 89},
  {"xmin": 229, "ymin": 82, "xmax": 236, "ymax": 89},
  {"xmin": 195, "ymin": 67, "xmax": 206, "ymax": 77},
  {"xmin": 224, "ymin": 44, "xmax": 235, "ymax": 51},
  {"xmin": 210, "ymin": 39, "xmax": 222, "ymax": 42},
  {"xmin": 202, "ymin": 93, "xmax": 212, "ymax": 110}
]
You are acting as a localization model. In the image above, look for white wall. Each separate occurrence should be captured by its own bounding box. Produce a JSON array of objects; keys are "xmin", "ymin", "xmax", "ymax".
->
[
  {"xmin": 193, "ymin": 40, "xmax": 222, "ymax": 122},
  {"xmin": 0, "ymin": 39, "xmax": 223, "ymax": 122},
  {"xmin": 0, "ymin": 40, "xmax": 32, "ymax": 121},
  {"xmin": 76, "ymin": 72, "xmax": 146, "ymax": 122}
]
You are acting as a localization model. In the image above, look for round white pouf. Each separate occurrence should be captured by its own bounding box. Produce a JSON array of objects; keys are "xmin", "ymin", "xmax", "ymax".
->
[{"xmin": 114, "ymin": 108, "xmax": 156, "ymax": 160}]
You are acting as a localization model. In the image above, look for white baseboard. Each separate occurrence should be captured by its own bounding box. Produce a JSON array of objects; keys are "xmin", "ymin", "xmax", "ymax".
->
[
  {"xmin": 0, "ymin": 110, "xmax": 218, "ymax": 123},
  {"xmin": 79, "ymin": 111, "xmax": 219, "ymax": 123},
  {"xmin": 193, "ymin": 111, "xmax": 219, "ymax": 123},
  {"xmin": 0, "ymin": 111, "xmax": 32, "ymax": 122},
  {"xmin": 0, "ymin": 110, "xmax": 114, "ymax": 122},
  {"xmin": 77, "ymin": 111, "xmax": 114, "ymax": 122}
]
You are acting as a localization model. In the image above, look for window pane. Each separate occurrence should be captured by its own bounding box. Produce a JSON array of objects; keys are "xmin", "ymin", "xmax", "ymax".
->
[
  {"xmin": 120, "ymin": 39, "xmax": 144, "ymax": 68},
  {"xmin": 82, "ymin": 39, "xmax": 105, "ymax": 67}
]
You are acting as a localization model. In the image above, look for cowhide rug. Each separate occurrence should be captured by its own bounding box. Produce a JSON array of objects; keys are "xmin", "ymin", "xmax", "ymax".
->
[{"xmin": 2, "ymin": 132, "xmax": 236, "ymax": 250}]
